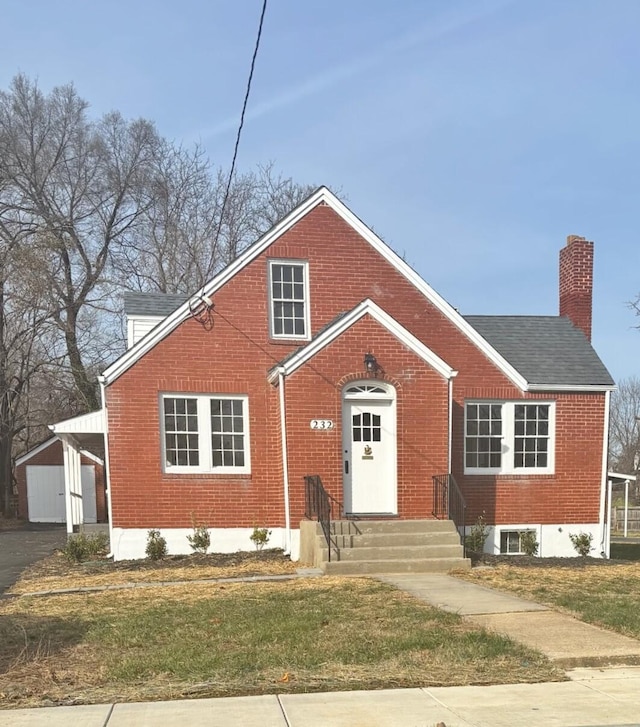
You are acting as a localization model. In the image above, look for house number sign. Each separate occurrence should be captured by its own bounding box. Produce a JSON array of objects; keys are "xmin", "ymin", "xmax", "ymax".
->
[{"xmin": 310, "ymin": 419, "xmax": 334, "ymax": 430}]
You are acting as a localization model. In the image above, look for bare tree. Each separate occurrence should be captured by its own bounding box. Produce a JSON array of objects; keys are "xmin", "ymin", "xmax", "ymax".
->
[
  {"xmin": 609, "ymin": 376, "xmax": 640, "ymax": 474},
  {"xmin": 117, "ymin": 159, "xmax": 316, "ymax": 295},
  {"xmin": 0, "ymin": 75, "xmax": 161, "ymax": 410}
]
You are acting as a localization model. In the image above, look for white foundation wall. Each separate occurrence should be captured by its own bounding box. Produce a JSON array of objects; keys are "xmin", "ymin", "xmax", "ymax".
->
[
  {"xmin": 466, "ymin": 522, "xmax": 606, "ymax": 558},
  {"xmin": 110, "ymin": 526, "xmax": 301, "ymax": 562}
]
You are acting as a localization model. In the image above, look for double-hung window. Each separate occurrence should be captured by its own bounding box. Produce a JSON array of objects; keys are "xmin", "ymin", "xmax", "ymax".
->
[
  {"xmin": 162, "ymin": 394, "xmax": 250, "ymax": 474},
  {"xmin": 464, "ymin": 402, "xmax": 554, "ymax": 475},
  {"xmin": 268, "ymin": 260, "xmax": 310, "ymax": 339}
]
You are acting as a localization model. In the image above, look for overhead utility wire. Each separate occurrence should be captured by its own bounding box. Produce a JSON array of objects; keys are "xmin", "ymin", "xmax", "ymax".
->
[{"xmin": 190, "ymin": 0, "xmax": 268, "ymax": 321}]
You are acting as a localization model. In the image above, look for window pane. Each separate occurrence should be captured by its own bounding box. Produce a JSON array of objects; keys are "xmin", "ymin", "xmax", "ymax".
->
[
  {"xmin": 210, "ymin": 398, "xmax": 247, "ymax": 469},
  {"xmin": 271, "ymin": 263, "xmax": 306, "ymax": 337}
]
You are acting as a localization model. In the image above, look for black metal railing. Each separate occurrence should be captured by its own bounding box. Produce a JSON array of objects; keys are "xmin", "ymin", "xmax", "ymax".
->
[
  {"xmin": 432, "ymin": 473, "xmax": 467, "ymax": 557},
  {"xmin": 304, "ymin": 474, "xmax": 334, "ymax": 561}
]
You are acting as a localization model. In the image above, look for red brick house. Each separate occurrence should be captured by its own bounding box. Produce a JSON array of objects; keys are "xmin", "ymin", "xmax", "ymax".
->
[{"xmin": 51, "ymin": 188, "xmax": 614, "ymax": 561}]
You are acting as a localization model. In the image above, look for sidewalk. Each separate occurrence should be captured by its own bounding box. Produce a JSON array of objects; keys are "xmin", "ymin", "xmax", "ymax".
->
[
  {"xmin": 3, "ymin": 667, "xmax": 640, "ymax": 726},
  {"xmin": 378, "ymin": 573, "xmax": 640, "ymax": 667}
]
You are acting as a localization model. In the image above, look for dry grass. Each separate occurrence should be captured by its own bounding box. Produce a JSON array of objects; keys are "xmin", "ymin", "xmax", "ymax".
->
[
  {"xmin": 459, "ymin": 563, "xmax": 640, "ymax": 638},
  {"xmin": 10, "ymin": 549, "xmax": 298, "ymax": 594},
  {"xmin": 0, "ymin": 578, "xmax": 563, "ymax": 709}
]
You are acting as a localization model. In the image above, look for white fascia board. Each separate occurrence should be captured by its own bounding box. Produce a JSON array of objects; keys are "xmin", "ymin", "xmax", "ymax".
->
[
  {"xmin": 102, "ymin": 188, "xmax": 331, "ymax": 386},
  {"xmin": 79, "ymin": 449, "xmax": 104, "ymax": 466},
  {"xmin": 273, "ymin": 299, "xmax": 457, "ymax": 381},
  {"xmin": 15, "ymin": 437, "xmax": 57, "ymax": 467},
  {"xmin": 101, "ymin": 186, "xmax": 526, "ymax": 389},
  {"xmin": 526, "ymin": 383, "xmax": 617, "ymax": 392},
  {"xmin": 608, "ymin": 471, "xmax": 637, "ymax": 481},
  {"xmin": 50, "ymin": 409, "xmax": 107, "ymax": 435}
]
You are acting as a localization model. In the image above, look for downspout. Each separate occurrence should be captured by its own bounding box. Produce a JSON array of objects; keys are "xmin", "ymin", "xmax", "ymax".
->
[
  {"xmin": 278, "ymin": 368, "xmax": 292, "ymax": 554},
  {"xmin": 98, "ymin": 376, "xmax": 115, "ymax": 559},
  {"xmin": 447, "ymin": 377, "xmax": 454, "ymax": 474},
  {"xmin": 598, "ymin": 389, "xmax": 611, "ymax": 558}
]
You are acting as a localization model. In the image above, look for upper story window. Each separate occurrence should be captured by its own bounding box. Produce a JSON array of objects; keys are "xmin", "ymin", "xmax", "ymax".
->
[
  {"xmin": 464, "ymin": 401, "xmax": 554, "ymax": 475},
  {"xmin": 268, "ymin": 260, "xmax": 310, "ymax": 339},
  {"xmin": 162, "ymin": 394, "xmax": 250, "ymax": 475}
]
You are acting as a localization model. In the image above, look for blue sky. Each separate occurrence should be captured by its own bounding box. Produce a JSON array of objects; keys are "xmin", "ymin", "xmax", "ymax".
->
[{"xmin": 3, "ymin": 0, "xmax": 639, "ymax": 382}]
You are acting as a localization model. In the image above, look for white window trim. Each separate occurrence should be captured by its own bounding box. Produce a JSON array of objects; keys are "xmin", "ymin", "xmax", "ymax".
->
[
  {"xmin": 160, "ymin": 393, "xmax": 251, "ymax": 475},
  {"xmin": 268, "ymin": 259, "xmax": 311, "ymax": 341},
  {"xmin": 499, "ymin": 528, "xmax": 538, "ymax": 555},
  {"xmin": 464, "ymin": 401, "xmax": 555, "ymax": 475}
]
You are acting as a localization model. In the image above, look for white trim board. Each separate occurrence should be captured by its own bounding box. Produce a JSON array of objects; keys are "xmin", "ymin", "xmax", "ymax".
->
[
  {"xmin": 99, "ymin": 187, "xmax": 527, "ymax": 389},
  {"xmin": 98, "ymin": 187, "xmax": 610, "ymax": 393},
  {"xmin": 15, "ymin": 437, "xmax": 58, "ymax": 467},
  {"xmin": 267, "ymin": 299, "xmax": 458, "ymax": 383}
]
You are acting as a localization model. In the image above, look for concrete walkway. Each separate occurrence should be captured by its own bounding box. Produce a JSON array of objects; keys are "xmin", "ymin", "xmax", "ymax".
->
[
  {"xmin": 378, "ymin": 573, "xmax": 640, "ymax": 667},
  {"xmin": 3, "ymin": 666, "xmax": 640, "ymax": 726}
]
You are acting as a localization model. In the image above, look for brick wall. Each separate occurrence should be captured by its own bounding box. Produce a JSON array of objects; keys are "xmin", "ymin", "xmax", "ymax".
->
[{"xmin": 106, "ymin": 203, "xmax": 606, "ymax": 530}]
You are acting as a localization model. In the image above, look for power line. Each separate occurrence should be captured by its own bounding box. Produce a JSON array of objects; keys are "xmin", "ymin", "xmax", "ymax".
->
[
  {"xmin": 190, "ymin": 0, "xmax": 268, "ymax": 321},
  {"xmin": 215, "ymin": 0, "xmax": 269, "ymax": 268}
]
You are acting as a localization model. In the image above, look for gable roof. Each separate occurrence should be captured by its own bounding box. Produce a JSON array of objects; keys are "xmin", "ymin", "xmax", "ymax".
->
[
  {"xmin": 101, "ymin": 187, "xmax": 529, "ymax": 388},
  {"xmin": 124, "ymin": 292, "xmax": 187, "ymax": 318},
  {"xmin": 464, "ymin": 316, "xmax": 615, "ymax": 390},
  {"xmin": 100, "ymin": 187, "xmax": 613, "ymax": 392},
  {"xmin": 267, "ymin": 299, "xmax": 457, "ymax": 383}
]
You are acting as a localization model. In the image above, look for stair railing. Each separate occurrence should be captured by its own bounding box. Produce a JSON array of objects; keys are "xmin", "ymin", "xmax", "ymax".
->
[
  {"xmin": 304, "ymin": 474, "xmax": 335, "ymax": 562},
  {"xmin": 432, "ymin": 473, "xmax": 467, "ymax": 558}
]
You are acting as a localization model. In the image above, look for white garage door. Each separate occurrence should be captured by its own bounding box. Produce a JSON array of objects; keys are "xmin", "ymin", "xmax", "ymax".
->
[{"xmin": 26, "ymin": 465, "xmax": 97, "ymax": 523}]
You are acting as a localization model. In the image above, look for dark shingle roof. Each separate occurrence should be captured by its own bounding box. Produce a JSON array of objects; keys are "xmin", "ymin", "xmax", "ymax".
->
[
  {"xmin": 464, "ymin": 315, "xmax": 614, "ymax": 387},
  {"xmin": 124, "ymin": 292, "xmax": 188, "ymax": 317}
]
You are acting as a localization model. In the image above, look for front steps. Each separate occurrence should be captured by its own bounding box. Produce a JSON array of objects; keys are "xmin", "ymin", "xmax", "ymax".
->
[{"xmin": 302, "ymin": 519, "xmax": 471, "ymax": 575}]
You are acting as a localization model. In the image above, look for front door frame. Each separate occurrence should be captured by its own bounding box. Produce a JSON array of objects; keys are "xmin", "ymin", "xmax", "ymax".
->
[{"xmin": 342, "ymin": 381, "xmax": 397, "ymax": 515}]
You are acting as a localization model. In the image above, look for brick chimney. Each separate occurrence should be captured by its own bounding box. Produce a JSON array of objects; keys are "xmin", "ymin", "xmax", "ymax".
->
[{"xmin": 559, "ymin": 235, "xmax": 594, "ymax": 341}]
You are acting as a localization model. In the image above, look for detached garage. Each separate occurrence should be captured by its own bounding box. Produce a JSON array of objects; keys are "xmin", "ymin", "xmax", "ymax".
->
[{"xmin": 15, "ymin": 438, "xmax": 107, "ymax": 524}]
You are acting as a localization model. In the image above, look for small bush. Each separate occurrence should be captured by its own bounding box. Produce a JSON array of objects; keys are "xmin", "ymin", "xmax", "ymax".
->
[
  {"xmin": 250, "ymin": 526, "xmax": 272, "ymax": 551},
  {"xmin": 520, "ymin": 530, "xmax": 539, "ymax": 556},
  {"xmin": 465, "ymin": 513, "xmax": 489, "ymax": 553},
  {"xmin": 63, "ymin": 532, "xmax": 109, "ymax": 563},
  {"xmin": 569, "ymin": 531, "xmax": 593, "ymax": 557},
  {"xmin": 145, "ymin": 529, "xmax": 168, "ymax": 560},
  {"xmin": 187, "ymin": 523, "xmax": 211, "ymax": 555}
]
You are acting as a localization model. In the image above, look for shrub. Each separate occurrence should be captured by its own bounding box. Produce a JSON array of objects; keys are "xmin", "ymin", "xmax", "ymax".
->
[
  {"xmin": 62, "ymin": 532, "xmax": 109, "ymax": 563},
  {"xmin": 569, "ymin": 531, "xmax": 593, "ymax": 557},
  {"xmin": 250, "ymin": 526, "xmax": 272, "ymax": 551},
  {"xmin": 145, "ymin": 529, "xmax": 168, "ymax": 560},
  {"xmin": 520, "ymin": 530, "xmax": 539, "ymax": 556},
  {"xmin": 465, "ymin": 513, "xmax": 489, "ymax": 553},
  {"xmin": 187, "ymin": 522, "xmax": 211, "ymax": 555}
]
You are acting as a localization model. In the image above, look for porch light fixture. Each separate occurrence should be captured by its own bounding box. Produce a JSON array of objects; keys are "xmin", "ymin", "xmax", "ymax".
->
[{"xmin": 364, "ymin": 352, "xmax": 378, "ymax": 374}]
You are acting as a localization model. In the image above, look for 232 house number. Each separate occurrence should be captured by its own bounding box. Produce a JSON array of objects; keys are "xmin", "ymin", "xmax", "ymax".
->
[{"xmin": 310, "ymin": 419, "xmax": 334, "ymax": 430}]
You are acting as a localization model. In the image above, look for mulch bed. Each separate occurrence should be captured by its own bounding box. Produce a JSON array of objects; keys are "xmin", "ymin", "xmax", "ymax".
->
[{"xmin": 18, "ymin": 548, "xmax": 292, "ymax": 583}]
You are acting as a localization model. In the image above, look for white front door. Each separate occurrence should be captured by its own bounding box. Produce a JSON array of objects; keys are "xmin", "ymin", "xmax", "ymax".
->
[{"xmin": 343, "ymin": 384, "xmax": 397, "ymax": 515}]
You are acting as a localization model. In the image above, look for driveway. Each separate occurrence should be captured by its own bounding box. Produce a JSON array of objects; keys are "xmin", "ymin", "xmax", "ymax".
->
[{"xmin": 0, "ymin": 523, "xmax": 66, "ymax": 595}]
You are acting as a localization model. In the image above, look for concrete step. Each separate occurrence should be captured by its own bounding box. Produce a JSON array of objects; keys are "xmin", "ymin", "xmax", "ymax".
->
[
  {"xmin": 320, "ymin": 544, "xmax": 465, "ymax": 562},
  {"xmin": 323, "ymin": 557, "xmax": 471, "ymax": 575},
  {"xmin": 329, "ymin": 531, "xmax": 463, "ymax": 549},
  {"xmin": 330, "ymin": 519, "xmax": 457, "ymax": 536}
]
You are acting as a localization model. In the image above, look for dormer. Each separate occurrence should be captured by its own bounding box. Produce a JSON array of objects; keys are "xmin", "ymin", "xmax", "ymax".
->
[{"xmin": 124, "ymin": 292, "xmax": 186, "ymax": 348}]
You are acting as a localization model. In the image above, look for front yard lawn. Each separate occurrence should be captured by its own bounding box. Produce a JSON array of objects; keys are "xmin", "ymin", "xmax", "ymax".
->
[
  {"xmin": 0, "ymin": 577, "xmax": 563, "ymax": 708},
  {"xmin": 459, "ymin": 562, "xmax": 640, "ymax": 639}
]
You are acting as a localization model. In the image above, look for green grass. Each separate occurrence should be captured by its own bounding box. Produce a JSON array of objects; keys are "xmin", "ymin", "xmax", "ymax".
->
[
  {"xmin": 0, "ymin": 578, "xmax": 561, "ymax": 707},
  {"xmin": 461, "ymin": 563, "xmax": 640, "ymax": 639}
]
